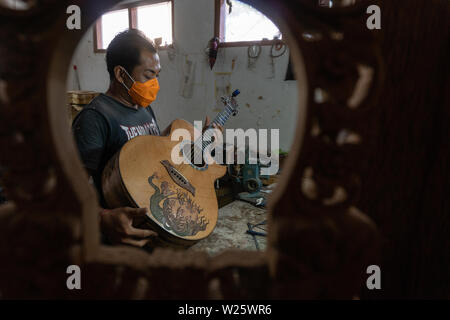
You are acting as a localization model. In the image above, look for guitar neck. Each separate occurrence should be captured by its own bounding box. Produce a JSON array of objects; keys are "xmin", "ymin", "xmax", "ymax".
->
[
  {"xmin": 201, "ymin": 104, "xmax": 233, "ymax": 147},
  {"xmin": 199, "ymin": 90, "xmax": 240, "ymax": 149},
  {"xmin": 210, "ymin": 104, "xmax": 235, "ymax": 128},
  {"xmin": 205, "ymin": 90, "xmax": 240, "ymax": 133}
]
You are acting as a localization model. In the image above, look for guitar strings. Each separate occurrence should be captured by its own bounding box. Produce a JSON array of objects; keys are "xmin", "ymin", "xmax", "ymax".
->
[
  {"xmin": 191, "ymin": 103, "xmax": 235, "ymax": 165},
  {"xmin": 194, "ymin": 105, "xmax": 232, "ymax": 162}
]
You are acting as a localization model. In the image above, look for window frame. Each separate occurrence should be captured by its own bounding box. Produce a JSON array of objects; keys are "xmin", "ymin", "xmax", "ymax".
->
[
  {"xmin": 214, "ymin": 0, "xmax": 283, "ymax": 47},
  {"xmin": 93, "ymin": 0, "xmax": 175, "ymax": 53}
]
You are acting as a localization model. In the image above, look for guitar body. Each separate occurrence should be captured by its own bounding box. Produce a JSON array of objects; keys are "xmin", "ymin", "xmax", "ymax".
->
[{"xmin": 102, "ymin": 119, "xmax": 227, "ymax": 248}]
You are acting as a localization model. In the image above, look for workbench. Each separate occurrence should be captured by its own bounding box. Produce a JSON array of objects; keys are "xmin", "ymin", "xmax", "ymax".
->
[{"xmin": 188, "ymin": 200, "xmax": 267, "ymax": 256}]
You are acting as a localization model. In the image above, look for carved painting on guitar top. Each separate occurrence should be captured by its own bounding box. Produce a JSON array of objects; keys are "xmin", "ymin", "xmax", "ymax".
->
[{"xmin": 147, "ymin": 173, "xmax": 209, "ymax": 237}]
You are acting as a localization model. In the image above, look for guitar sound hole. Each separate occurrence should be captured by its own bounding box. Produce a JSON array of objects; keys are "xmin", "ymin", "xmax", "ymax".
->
[{"xmin": 182, "ymin": 142, "xmax": 206, "ymax": 169}]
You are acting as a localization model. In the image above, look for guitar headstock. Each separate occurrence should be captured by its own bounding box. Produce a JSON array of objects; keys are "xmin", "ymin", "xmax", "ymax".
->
[{"xmin": 221, "ymin": 89, "xmax": 240, "ymax": 116}]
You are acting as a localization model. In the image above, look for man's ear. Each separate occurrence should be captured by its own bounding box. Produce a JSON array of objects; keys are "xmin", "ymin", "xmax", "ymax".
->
[{"xmin": 113, "ymin": 66, "xmax": 125, "ymax": 85}]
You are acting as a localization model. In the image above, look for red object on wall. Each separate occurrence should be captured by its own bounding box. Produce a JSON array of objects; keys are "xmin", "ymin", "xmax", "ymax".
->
[{"xmin": 208, "ymin": 37, "xmax": 220, "ymax": 70}]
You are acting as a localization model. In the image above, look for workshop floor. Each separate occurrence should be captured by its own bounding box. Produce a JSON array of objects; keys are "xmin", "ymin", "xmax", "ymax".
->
[{"xmin": 188, "ymin": 200, "xmax": 267, "ymax": 256}]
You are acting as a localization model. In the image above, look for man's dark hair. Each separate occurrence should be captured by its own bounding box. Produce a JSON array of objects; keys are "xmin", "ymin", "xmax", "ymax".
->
[{"xmin": 106, "ymin": 29, "xmax": 157, "ymax": 79}]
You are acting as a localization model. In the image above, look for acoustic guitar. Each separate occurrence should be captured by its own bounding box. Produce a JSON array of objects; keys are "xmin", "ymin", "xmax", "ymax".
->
[{"xmin": 102, "ymin": 90, "xmax": 240, "ymax": 248}]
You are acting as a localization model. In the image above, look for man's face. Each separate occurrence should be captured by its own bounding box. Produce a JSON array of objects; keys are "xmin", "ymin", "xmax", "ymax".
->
[{"xmin": 119, "ymin": 49, "xmax": 161, "ymax": 89}]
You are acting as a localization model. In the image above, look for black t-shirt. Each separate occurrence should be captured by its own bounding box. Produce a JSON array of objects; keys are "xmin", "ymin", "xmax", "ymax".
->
[{"xmin": 72, "ymin": 93, "xmax": 160, "ymax": 205}]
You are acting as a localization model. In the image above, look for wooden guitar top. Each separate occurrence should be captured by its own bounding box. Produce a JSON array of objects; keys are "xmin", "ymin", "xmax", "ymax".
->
[{"xmin": 114, "ymin": 119, "xmax": 226, "ymax": 243}]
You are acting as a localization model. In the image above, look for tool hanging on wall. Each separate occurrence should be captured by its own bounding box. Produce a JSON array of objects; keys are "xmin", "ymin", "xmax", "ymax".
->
[
  {"xmin": 247, "ymin": 44, "xmax": 261, "ymax": 70},
  {"xmin": 208, "ymin": 37, "xmax": 220, "ymax": 70},
  {"xmin": 214, "ymin": 72, "xmax": 232, "ymax": 101},
  {"xmin": 268, "ymin": 40, "xmax": 287, "ymax": 79},
  {"xmin": 167, "ymin": 44, "xmax": 176, "ymax": 62},
  {"xmin": 179, "ymin": 56, "xmax": 196, "ymax": 98},
  {"xmin": 73, "ymin": 65, "xmax": 81, "ymax": 90},
  {"xmin": 231, "ymin": 56, "xmax": 237, "ymax": 70},
  {"xmin": 226, "ymin": 0, "xmax": 233, "ymax": 14},
  {"xmin": 284, "ymin": 54, "xmax": 295, "ymax": 81}
]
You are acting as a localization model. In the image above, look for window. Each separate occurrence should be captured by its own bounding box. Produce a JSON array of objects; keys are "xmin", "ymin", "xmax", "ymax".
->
[
  {"xmin": 98, "ymin": 9, "xmax": 129, "ymax": 50},
  {"xmin": 215, "ymin": 0, "xmax": 282, "ymax": 47},
  {"xmin": 94, "ymin": 0, "xmax": 173, "ymax": 52}
]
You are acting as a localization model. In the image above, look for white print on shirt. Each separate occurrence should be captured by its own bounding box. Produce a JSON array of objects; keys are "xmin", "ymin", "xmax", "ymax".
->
[{"xmin": 120, "ymin": 119, "xmax": 159, "ymax": 140}]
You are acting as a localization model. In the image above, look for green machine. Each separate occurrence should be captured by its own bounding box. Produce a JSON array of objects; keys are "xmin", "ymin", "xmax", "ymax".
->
[{"xmin": 229, "ymin": 148, "xmax": 269, "ymax": 206}]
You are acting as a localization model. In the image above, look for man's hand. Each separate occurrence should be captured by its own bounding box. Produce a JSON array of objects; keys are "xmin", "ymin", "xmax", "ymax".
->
[
  {"xmin": 100, "ymin": 207, "xmax": 157, "ymax": 247},
  {"xmin": 203, "ymin": 116, "xmax": 224, "ymax": 144},
  {"xmin": 203, "ymin": 116, "xmax": 224, "ymax": 133}
]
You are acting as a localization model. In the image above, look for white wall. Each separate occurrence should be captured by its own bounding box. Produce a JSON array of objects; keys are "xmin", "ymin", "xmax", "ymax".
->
[{"xmin": 66, "ymin": 0, "xmax": 300, "ymax": 151}]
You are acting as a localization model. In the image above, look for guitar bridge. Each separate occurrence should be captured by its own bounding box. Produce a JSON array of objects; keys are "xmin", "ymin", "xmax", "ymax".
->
[{"xmin": 160, "ymin": 160, "xmax": 196, "ymax": 196}]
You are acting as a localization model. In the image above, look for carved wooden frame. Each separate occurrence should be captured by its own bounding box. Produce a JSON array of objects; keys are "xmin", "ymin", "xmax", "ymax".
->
[{"xmin": 0, "ymin": 0, "xmax": 381, "ymax": 299}]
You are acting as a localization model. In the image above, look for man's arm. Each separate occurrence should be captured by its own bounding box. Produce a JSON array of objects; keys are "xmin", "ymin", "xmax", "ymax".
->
[
  {"xmin": 83, "ymin": 168, "xmax": 157, "ymax": 247},
  {"xmin": 99, "ymin": 207, "xmax": 157, "ymax": 247},
  {"xmin": 160, "ymin": 116, "xmax": 223, "ymax": 137},
  {"xmin": 73, "ymin": 110, "xmax": 157, "ymax": 247}
]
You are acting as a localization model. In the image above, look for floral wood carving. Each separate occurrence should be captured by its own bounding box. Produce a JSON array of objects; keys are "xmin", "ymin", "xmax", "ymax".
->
[{"xmin": 0, "ymin": 0, "xmax": 381, "ymax": 299}]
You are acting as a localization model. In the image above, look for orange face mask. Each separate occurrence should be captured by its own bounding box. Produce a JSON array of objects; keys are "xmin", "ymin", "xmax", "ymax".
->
[{"xmin": 120, "ymin": 67, "xmax": 160, "ymax": 107}]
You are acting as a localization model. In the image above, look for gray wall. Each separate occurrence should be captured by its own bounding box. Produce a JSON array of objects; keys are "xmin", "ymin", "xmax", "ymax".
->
[{"xmin": 66, "ymin": 0, "xmax": 300, "ymax": 151}]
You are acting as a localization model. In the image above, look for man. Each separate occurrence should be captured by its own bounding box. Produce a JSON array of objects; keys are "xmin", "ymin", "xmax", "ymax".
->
[{"xmin": 73, "ymin": 29, "xmax": 220, "ymax": 248}]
